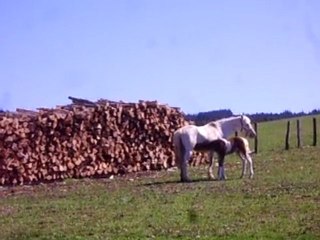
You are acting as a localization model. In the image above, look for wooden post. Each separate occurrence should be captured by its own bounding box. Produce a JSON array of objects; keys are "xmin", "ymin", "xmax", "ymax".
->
[
  {"xmin": 297, "ymin": 119, "xmax": 301, "ymax": 148},
  {"xmin": 313, "ymin": 118, "xmax": 317, "ymax": 146},
  {"xmin": 235, "ymin": 131, "xmax": 238, "ymax": 137},
  {"xmin": 254, "ymin": 122, "xmax": 258, "ymax": 153},
  {"xmin": 285, "ymin": 121, "xmax": 290, "ymax": 150}
]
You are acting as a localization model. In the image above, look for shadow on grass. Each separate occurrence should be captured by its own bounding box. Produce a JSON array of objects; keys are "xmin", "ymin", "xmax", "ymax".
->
[{"xmin": 140, "ymin": 177, "xmax": 234, "ymax": 187}]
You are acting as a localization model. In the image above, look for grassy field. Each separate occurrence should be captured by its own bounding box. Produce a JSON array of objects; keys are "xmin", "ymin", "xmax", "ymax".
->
[
  {"xmin": 1, "ymin": 116, "xmax": 320, "ymax": 240},
  {"xmin": 256, "ymin": 115, "xmax": 318, "ymax": 152}
]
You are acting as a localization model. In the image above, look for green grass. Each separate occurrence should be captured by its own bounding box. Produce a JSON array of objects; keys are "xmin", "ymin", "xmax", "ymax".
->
[
  {"xmin": 1, "ymin": 116, "xmax": 320, "ymax": 240},
  {"xmin": 256, "ymin": 115, "xmax": 318, "ymax": 152}
]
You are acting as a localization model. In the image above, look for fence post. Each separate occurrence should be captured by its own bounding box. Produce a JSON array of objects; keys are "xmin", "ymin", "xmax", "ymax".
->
[
  {"xmin": 297, "ymin": 119, "xmax": 301, "ymax": 148},
  {"xmin": 254, "ymin": 122, "xmax": 258, "ymax": 153},
  {"xmin": 285, "ymin": 121, "xmax": 290, "ymax": 150},
  {"xmin": 313, "ymin": 118, "xmax": 317, "ymax": 146}
]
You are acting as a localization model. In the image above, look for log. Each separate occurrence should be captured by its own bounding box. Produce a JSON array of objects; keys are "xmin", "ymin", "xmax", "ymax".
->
[
  {"xmin": 68, "ymin": 96, "xmax": 97, "ymax": 107},
  {"xmin": 16, "ymin": 108, "xmax": 38, "ymax": 116}
]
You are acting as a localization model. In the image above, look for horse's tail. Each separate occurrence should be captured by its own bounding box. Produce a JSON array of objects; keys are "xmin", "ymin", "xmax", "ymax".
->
[{"xmin": 173, "ymin": 130, "xmax": 185, "ymax": 169}]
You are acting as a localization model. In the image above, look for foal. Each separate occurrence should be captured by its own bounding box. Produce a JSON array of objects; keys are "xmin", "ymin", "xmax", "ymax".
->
[
  {"xmin": 194, "ymin": 136, "xmax": 254, "ymax": 180},
  {"xmin": 173, "ymin": 115, "xmax": 256, "ymax": 182}
]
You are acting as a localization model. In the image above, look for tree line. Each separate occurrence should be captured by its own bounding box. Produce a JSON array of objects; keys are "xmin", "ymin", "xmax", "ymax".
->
[{"xmin": 185, "ymin": 109, "xmax": 320, "ymax": 125}]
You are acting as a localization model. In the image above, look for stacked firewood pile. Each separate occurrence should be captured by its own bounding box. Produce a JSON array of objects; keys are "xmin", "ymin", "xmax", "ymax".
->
[{"xmin": 0, "ymin": 97, "xmax": 205, "ymax": 186}]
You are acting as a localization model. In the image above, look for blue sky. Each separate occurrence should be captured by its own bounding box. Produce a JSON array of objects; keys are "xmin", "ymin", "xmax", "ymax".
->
[{"xmin": 1, "ymin": 0, "xmax": 320, "ymax": 114}]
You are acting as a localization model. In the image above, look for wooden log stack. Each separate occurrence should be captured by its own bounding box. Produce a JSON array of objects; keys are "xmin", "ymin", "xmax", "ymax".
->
[{"xmin": 0, "ymin": 97, "xmax": 205, "ymax": 186}]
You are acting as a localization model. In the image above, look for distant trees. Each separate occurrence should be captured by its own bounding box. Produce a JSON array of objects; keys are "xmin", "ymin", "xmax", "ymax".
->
[
  {"xmin": 186, "ymin": 109, "xmax": 233, "ymax": 125},
  {"xmin": 185, "ymin": 109, "xmax": 320, "ymax": 124}
]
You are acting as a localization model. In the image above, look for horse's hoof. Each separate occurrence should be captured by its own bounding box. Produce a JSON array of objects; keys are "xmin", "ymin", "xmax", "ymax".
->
[
  {"xmin": 218, "ymin": 175, "xmax": 227, "ymax": 181},
  {"xmin": 208, "ymin": 174, "xmax": 215, "ymax": 180},
  {"xmin": 181, "ymin": 178, "xmax": 192, "ymax": 183}
]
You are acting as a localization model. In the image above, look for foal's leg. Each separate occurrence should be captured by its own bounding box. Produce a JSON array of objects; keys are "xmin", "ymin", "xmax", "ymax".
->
[
  {"xmin": 246, "ymin": 153, "xmax": 254, "ymax": 179},
  {"xmin": 238, "ymin": 153, "xmax": 247, "ymax": 178},
  {"xmin": 217, "ymin": 153, "xmax": 226, "ymax": 180},
  {"xmin": 180, "ymin": 150, "xmax": 193, "ymax": 182},
  {"xmin": 207, "ymin": 151, "xmax": 215, "ymax": 180},
  {"xmin": 238, "ymin": 153, "xmax": 254, "ymax": 179}
]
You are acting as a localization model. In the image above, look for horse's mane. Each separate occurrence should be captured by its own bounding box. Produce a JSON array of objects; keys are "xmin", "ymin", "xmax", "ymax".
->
[
  {"xmin": 205, "ymin": 115, "xmax": 244, "ymax": 129},
  {"xmin": 211, "ymin": 115, "xmax": 241, "ymax": 124},
  {"xmin": 207, "ymin": 122, "xmax": 218, "ymax": 128}
]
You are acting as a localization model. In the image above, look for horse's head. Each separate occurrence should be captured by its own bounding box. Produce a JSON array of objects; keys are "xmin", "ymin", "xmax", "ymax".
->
[{"xmin": 240, "ymin": 115, "xmax": 256, "ymax": 138}]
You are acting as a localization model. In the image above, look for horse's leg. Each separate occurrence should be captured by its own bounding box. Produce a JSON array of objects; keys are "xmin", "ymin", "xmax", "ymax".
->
[
  {"xmin": 174, "ymin": 143, "xmax": 181, "ymax": 169},
  {"xmin": 238, "ymin": 153, "xmax": 247, "ymax": 178},
  {"xmin": 180, "ymin": 150, "xmax": 193, "ymax": 182},
  {"xmin": 207, "ymin": 151, "xmax": 215, "ymax": 180},
  {"xmin": 217, "ymin": 153, "xmax": 226, "ymax": 180},
  {"xmin": 246, "ymin": 153, "xmax": 254, "ymax": 179}
]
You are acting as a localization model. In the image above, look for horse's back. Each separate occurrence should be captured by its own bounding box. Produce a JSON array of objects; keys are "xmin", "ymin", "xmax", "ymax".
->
[
  {"xmin": 174, "ymin": 124, "xmax": 223, "ymax": 151},
  {"xmin": 174, "ymin": 125, "xmax": 198, "ymax": 142},
  {"xmin": 174, "ymin": 124, "xmax": 199, "ymax": 137},
  {"xmin": 197, "ymin": 123, "xmax": 222, "ymax": 141}
]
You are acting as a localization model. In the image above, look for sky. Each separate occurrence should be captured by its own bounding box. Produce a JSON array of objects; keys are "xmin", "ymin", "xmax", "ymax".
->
[{"xmin": 0, "ymin": 0, "xmax": 320, "ymax": 114}]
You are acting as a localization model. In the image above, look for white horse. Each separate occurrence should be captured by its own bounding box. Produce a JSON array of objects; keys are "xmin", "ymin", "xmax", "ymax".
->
[
  {"xmin": 173, "ymin": 115, "xmax": 256, "ymax": 182},
  {"xmin": 194, "ymin": 136, "xmax": 254, "ymax": 180}
]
